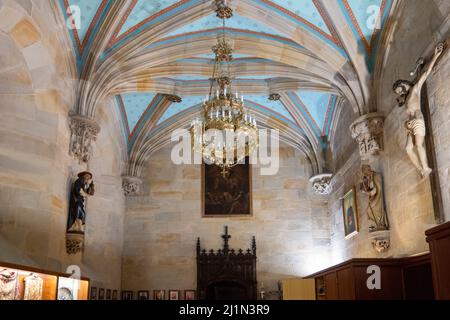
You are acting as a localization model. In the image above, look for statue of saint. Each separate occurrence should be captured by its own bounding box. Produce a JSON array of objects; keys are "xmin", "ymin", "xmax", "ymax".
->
[
  {"xmin": 67, "ymin": 171, "xmax": 94, "ymax": 234},
  {"xmin": 360, "ymin": 165, "xmax": 389, "ymax": 232},
  {"xmin": 392, "ymin": 42, "xmax": 446, "ymax": 178}
]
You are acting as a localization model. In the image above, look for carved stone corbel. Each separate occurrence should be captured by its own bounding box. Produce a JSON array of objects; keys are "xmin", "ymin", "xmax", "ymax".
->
[
  {"xmin": 309, "ymin": 173, "xmax": 333, "ymax": 195},
  {"xmin": 122, "ymin": 176, "xmax": 143, "ymax": 196},
  {"xmin": 66, "ymin": 233, "xmax": 84, "ymax": 255},
  {"xmin": 350, "ymin": 113, "xmax": 384, "ymax": 161},
  {"xmin": 369, "ymin": 230, "xmax": 390, "ymax": 253},
  {"xmin": 69, "ymin": 115, "xmax": 100, "ymax": 163}
]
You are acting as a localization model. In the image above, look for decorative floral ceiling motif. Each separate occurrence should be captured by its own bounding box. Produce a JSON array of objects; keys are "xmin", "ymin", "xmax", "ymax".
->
[
  {"xmin": 289, "ymin": 91, "xmax": 337, "ymax": 138},
  {"xmin": 165, "ymin": 12, "xmax": 288, "ymax": 38},
  {"xmin": 340, "ymin": 0, "xmax": 392, "ymax": 68},
  {"xmin": 117, "ymin": 93, "xmax": 158, "ymax": 136}
]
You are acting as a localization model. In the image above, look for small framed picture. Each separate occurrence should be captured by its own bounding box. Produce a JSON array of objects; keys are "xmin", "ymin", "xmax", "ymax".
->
[
  {"xmin": 184, "ymin": 290, "xmax": 196, "ymax": 300},
  {"xmin": 138, "ymin": 290, "xmax": 149, "ymax": 300},
  {"xmin": 342, "ymin": 187, "xmax": 359, "ymax": 239},
  {"xmin": 112, "ymin": 290, "xmax": 118, "ymax": 300},
  {"xmin": 106, "ymin": 289, "xmax": 111, "ymax": 300},
  {"xmin": 90, "ymin": 287, "xmax": 97, "ymax": 300},
  {"xmin": 169, "ymin": 290, "xmax": 180, "ymax": 300},
  {"xmin": 99, "ymin": 288, "xmax": 105, "ymax": 300},
  {"xmin": 153, "ymin": 290, "xmax": 165, "ymax": 300},
  {"xmin": 121, "ymin": 291, "xmax": 133, "ymax": 300}
]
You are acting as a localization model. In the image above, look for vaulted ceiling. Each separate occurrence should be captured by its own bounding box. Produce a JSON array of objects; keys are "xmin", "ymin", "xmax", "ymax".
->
[{"xmin": 58, "ymin": 0, "xmax": 395, "ymax": 175}]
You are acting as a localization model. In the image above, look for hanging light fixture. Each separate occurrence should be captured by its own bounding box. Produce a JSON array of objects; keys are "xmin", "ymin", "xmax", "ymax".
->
[{"xmin": 190, "ymin": 0, "xmax": 259, "ymax": 176}]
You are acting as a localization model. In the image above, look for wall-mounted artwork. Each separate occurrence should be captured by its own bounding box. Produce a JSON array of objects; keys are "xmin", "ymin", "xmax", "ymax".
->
[
  {"xmin": 342, "ymin": 187, "xmax": 359, "ymax": 239},
  {"xmin": 202, "ymin": 160, "xmax": 252, "ymax": 217}
]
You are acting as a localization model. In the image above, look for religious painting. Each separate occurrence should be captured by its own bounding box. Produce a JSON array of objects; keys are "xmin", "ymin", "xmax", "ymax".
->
[
  {"xmin": 98, "ymin": 288, "xmax": 105, "ymax": 300},
  {"xmin": 112, "ymin": 290, "xmax": 118, "ymax": 300},
  {"xmin": 106, "ymin": 289, "xmax": 111, "ymax": 300},
  {"xmin": 169, "ymin": 290, "xmax": 180, "ymax": 300},
  {"xmin": 138, "ymin": 290, "xmax": 149, "ymax": 300},
  {"xmin": 90, "ymin": 287, "xmax": 97, "ymax": 300},
  {"xmin": 121, "ymin": 291, "xmax": 133, "ymax": 300},
  {"xmin": 202, "ymin": 159, "xmax": 252, "ymax": 217},
  {"xmin": 184, "ymin": 290, "xmax": 196, "ymax": 300},
  {"xmin": 342, "ymin": 187, "xmax": 359, "ymax": 239},
  {"xmin": 153, "ymin": 290, "xmax": 165, "ymax": 300}
]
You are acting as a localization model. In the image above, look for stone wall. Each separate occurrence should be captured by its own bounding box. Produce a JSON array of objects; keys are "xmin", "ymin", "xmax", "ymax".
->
[
  {"xmin": 427, "ymin": 49, "xmax": 450, "ymax": 222},
  {"xmin": 327, "ymin": 0, "xmax": 450, "ymax": 264},
  {"xmin": 122, "ymin": 144, "xmax": 330, "ymax": 297},
  {"xmin": 0, "ymin": 0, "xmax": 125, "ymax": 291}
]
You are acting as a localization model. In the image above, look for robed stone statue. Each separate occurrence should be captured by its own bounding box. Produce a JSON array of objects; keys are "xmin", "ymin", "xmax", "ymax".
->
[
  {"xmin": 67, "ymin": 171, "xmax": 95, "ymax": 234},
  {"xmin": 360, "ymin": 165, "xmax": 389, "ymax": 232}
]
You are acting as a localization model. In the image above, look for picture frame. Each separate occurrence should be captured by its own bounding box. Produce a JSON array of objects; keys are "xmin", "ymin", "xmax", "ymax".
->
[
  {"xmin": 112, "ymin": 290, "xmax": 118, "ymax": 300},
  {"xmin": 202, "ymin": 158, "xmax": 253, "ymax": 217},
  {"xmin": 121, "ymin": 291, "xmax": 133, "ymax": 300},
  {"xmin": 342, "ymin": 187, "xmax": 359, "ymax": 239},
  {"xmin": 106, "ymin": 289, "xmax": 111, "ymax": 300},
  {"xmin": 184, "ymin": 290, "xmax": 196, "ymax": 300},
  {"xmin": 98, "ymin": 288, "xmax": 105, "ymax": 300},
  {"xmin": 153, "ymin": 290, "xmax": 165, "ymax": 300},
  {"xmin": 90, "ymin": 287, "xmax": 97, "ymax": 300},
  {"xmin": 169, "ymin": 290, "xmax": 180, "ymax": 300},
  {"xmin": 138, "ymin": 290, "xmax": 149, "ymax": 300}
]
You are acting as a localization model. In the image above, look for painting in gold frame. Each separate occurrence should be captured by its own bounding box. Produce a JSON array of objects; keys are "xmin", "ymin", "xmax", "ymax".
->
[
  {"xmin": 342, "ymin": 187, "xmax": 359, "ymax": 239},
  {"xmin": 202, "ymin": 159, "xmax": 252, "ymax": 217}
]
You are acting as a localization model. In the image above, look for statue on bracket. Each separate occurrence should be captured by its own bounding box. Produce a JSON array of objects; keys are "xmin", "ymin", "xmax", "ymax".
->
[
  {"xmin": 66, "ymin": 171, "xmax": 95, "ymax": 254},
  {"xmin": 360, "ymin": 165, "xmax": 389, "ymax": 232},
  {"xmin": 360, "ymin": 165, "xmax": 390, "ymax": 253},
  {"xmin": 392, "ymin": 42, "xmax": 446, "ymax": 178}
]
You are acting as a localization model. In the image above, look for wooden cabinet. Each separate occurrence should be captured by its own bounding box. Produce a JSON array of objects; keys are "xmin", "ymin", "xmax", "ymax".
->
[
  {"xmin": 426, "ymin": 221, "xmax": 450, "ymax": 300},
  {"xmin": 282, "ymin": 279, "xmax": 316, "ymax": 300},
  {"xmin": 308, "ymin": 255, "xmax": 432, "ymax": 300}
]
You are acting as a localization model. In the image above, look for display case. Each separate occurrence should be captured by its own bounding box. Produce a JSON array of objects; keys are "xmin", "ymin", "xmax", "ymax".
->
[{"xmin": 0, "ymin": 261, "xmax": 89, "ymax": 300}]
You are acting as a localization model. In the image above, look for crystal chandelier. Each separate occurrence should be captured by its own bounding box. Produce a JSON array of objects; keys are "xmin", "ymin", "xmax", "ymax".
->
[{"xmin": 190, "ymin": 0, "xmax": 258, "ymax": 175}]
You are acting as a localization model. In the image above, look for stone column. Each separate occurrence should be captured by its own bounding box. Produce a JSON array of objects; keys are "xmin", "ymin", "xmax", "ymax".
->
[
  {"xmin": 309, "ymin": 173, "xmax": 333, "ymax": 195},
  {"xmin": 69, "ymin": 115, "xmax": 101, "ymax": 163},
  {"xmin": 350, "ymin": 113, "xmax": 384, "ymax": 161},
  {"xmin": 122, "ymin": 176, "xmax": 143, "ymax": 196}
]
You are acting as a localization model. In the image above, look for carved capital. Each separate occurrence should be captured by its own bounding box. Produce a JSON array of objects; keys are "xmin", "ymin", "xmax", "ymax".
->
[
  {"xmin": 309, "ymin": 173, "xmax": 333, "ymax": 195},
  {"xmin": 165, "ymin": 94, "xmax": 182, "ymax": 103},
  {"xmin": 122, "ymin": 176, "xmax": 143, "ymax": 196},
  {"xmin": 350, "ymin": 113, "xmax": 384, "ymax": 160},
  {"xmin": 268, "ymin": 93, "xmax": 281, "ymax": 101},
  {"xmin": 69, "ymin": 115, "xmax": 100, "ymax": 163},
  {"xmin": 369, "ymin": 230, "xmax": 390, "ymax": 253},
  {"xmin": 66, "ymin": 233, "xmax": 84, "ymax": 255}
]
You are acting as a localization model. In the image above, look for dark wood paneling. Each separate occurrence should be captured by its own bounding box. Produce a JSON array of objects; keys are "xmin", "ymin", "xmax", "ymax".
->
[
  {"xmin": 307, "ymin": 255, "xmax": 433, "ymax": 300},
  {"xmin": 324, "ymin": 272, "xmax": 338, "ymax": 300},
  {"xmin": 337, "ymin": 268, "xmax": 355, "ymax": 300},
  {"xmin": 353, "ymin": 266, "xmax": 403, "ymax": 300},
  {"xmin": 426, "ymin": 221, "xmax": 450, "ymax": 300},
  {"xmin": 403, "ymin": 264, "xmax": 434, "ymax": 300}
]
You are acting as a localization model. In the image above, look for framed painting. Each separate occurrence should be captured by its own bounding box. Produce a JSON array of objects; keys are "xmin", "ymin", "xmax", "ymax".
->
[
  {"xmin": 184, "ymin": 290, "xmax": 196, "ymax": 300},
  {"xmin": 121, "ymin": 291, "xmax": 133, "ymax": 300},
  {"xmin": 90, "ymin": 287, "xmax": 97, "ymax": 300},
  {"xmin": 342, "ymin": 187, "xmax": 359, "ymax": 239},
  {"xmin": 98, "ymin": 288, "xmax": 105, "ymax": 300},
  {"xmin": 153, "ymin": 290, "xmax": 165, "ymax": 300},
  {"xmin": 202, "ymin": 159, "xmax": 252, "ymax": 217},
  {"xmin": 138, "ymin": 290, "xmax": 149, "ymax": 300},
  {"xmin": 169, "ymin": 290, "xmax": 180, "ymax": 300},
  {"xmin": 112, "ymin": 290, "xmax": 118, "ymax": 300},
  {"xmin": 106, "ymin": 289, "xmax": 111, "ymax": 300}
]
